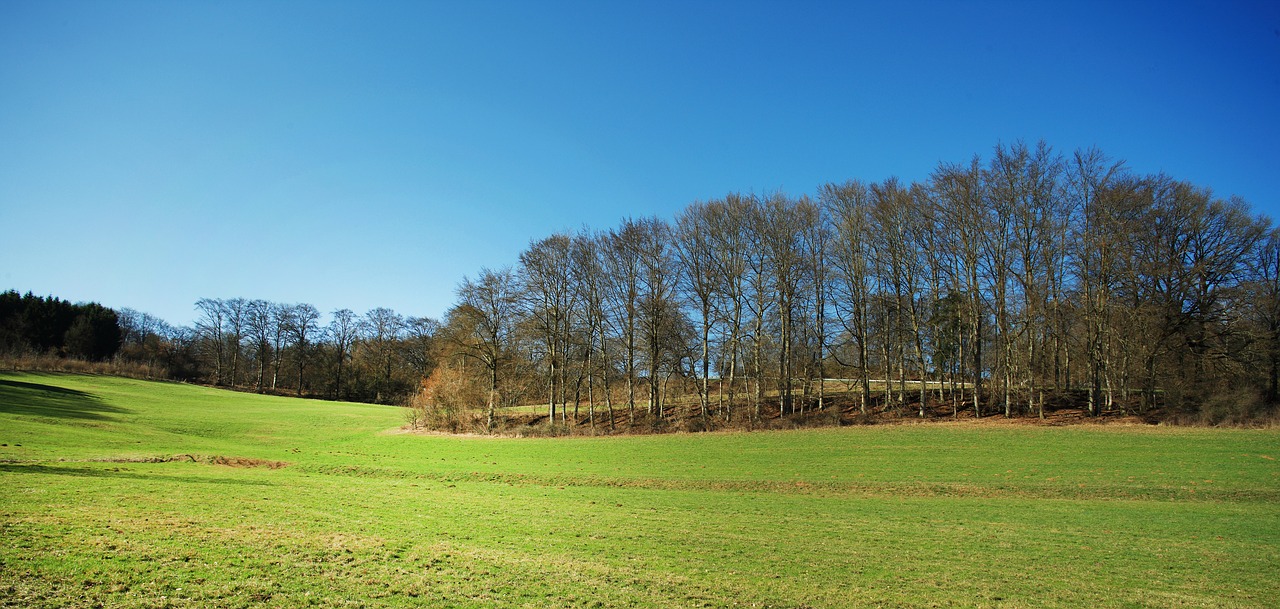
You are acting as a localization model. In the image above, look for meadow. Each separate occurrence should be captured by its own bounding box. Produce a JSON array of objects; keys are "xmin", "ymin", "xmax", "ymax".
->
[{"xmin": 2, "ymin": 372, "xmax": 1278, "ymax": 608}]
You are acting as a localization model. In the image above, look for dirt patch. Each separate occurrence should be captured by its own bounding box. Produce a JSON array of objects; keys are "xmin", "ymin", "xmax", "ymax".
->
[
  {"xmin": 205, "ymin": 455, "xmax": 289, "ymax": 469},
  {"xmin": 93, "ymin": 454, "xmax": 289, "ymax": 469}
]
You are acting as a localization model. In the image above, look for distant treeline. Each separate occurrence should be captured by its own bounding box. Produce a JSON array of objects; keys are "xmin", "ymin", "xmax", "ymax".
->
[
  {"xmin": 0, "ymin": 291, "xmax": 122, "ymax": 361},
  {"xmin": 115, "ymin": 299, "xmax": 437, "ymax": 404},
  {"xmin": 182, "ymin": 298, "xmax": 437, "ymax": 403},
  {"xmin": 1, "ymin": 291, "xmax": 436, "ymax": 405}
]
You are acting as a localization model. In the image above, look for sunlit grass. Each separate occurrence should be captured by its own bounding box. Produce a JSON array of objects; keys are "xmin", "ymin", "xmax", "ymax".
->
[{"xmin": 2, "ymin": 372, "xmax": 1278, "ymax": 608}]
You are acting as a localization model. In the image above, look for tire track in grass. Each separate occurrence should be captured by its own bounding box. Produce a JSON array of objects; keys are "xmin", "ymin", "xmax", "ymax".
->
[{"xmin": 289, "ymin": 463, "xmax": 1280, "ymax": 503}]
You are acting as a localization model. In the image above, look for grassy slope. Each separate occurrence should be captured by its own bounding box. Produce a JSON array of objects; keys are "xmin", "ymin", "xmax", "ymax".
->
[{"xmin": 1, "ymin": 372, "xmax": 1278, "ymax": 608}]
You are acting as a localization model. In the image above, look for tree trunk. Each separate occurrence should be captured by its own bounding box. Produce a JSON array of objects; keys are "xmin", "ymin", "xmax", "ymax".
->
[
  {"xmin": 972, "ymin": 293, "xmax": 983, "ymax": 419},
  {"xmin": 487, "ymin": 363, "xmax": 498, "ymax": 430}
]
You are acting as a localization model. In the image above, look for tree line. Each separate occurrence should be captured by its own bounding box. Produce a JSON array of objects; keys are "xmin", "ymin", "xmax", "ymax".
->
[
  {"xmin": 0, "ymin": 291, "xmax": 122, "ymax": 361},
  {"xmin": 2, "ymin": 291, "xmax": 437, "ymax": 405},
  {"xmin": 143, "ymin": 299, "xmax": 438, "ymax": 403},
  {"xmin": 436, "ymin": 140, "xmax": 1279, "ymax": 430},
  {"xmin": 6, "ymin": 140, "xmax": 1276, "ymax": 428}
]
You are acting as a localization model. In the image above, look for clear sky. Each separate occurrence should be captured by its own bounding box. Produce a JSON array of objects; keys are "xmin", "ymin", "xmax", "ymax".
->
[{"xmin": 2, "ymin": 0, "xmax": 1277, "ymax": 327}]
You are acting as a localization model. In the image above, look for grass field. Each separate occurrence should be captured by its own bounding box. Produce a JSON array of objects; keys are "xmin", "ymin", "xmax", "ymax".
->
[{"xmin": 2, "ymin": 372, "xmax": 1278, "ymax": 608}]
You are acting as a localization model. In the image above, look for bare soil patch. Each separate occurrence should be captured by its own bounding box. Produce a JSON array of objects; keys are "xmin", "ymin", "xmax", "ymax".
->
[{"xmin": 92, "ymin": 454, "xmax": 289, "ymax": 468}]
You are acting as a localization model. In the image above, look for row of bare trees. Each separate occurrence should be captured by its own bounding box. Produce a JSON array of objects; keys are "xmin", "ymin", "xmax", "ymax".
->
[
  {"xmin": 440, "ymin": 141, "xmax": 1279, "ymax": 429},
  {"xmin": 117, "ymin": 298, "xmax": 438, "ymax": 404}
]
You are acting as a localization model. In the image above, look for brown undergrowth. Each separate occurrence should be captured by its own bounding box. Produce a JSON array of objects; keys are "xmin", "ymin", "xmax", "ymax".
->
[
  {"xmin": 2, "ymin": 354, "xmax": 171, "ymax": 382},
  {"xmin": 406, "ymin": 390, "xmax": 1280, "ymax": 437}
]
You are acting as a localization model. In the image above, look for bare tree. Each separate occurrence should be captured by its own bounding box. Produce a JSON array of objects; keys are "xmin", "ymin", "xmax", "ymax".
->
[
  {"xmin": 823, "ymin": 181, "xmax": 875, "ymax": 413},
  {"xmin": 743, "ymin": 198, "xmax": 773, "ymax": 420},
  {"xmin": 194, "ymin": 298, "xmax": 227, "ymax": 385},
  {"xmin": 270, "ymin": 302, "xmax": 292, "ymax": 390},
  {"xmin": 117, "ymin": 307, "xmax": 167, "ymax": 372},
  {"xmin": 328, "ymin": 308, "xmax": 359, "ymax": 400},
  {"xmin": 633, "ymin": 217, "xmax": 679, "ymax": 419},
  {"xmin": 758, "ymin": 194, "xmax": 817, "ymax": 415},
  {"xmin": 401, "ymin": 316, "xmax": 440, "ymax": 381},
  {"xmin": 1142, "ymin": 183, "xmax": 1266, "ymax": 405},
  {"xmin": 572, "ymin": 231, "xmax": 611, "ymax": 429},
  {"xmin": 398, "ymin": 140, "xmax": 1278, "ymax": 430},
  {"xmin": 675, "ymin": 202, "xmax": 719, "ymax": 422},
  {"xmin": 799, "ymin": 197, "xmax": 830, "ymax": 412},
  {"xmin": 1249, "ymin": 228, "xmax": 1280, "ymax": 403},
  {"xmin": 519, "ymin": 234, "xmax": 579, "ymax": 423},
  {"xmin": 287, "ymin": 303, "xmax": 321, "ymax": 397},
  {"xmin": 603, "ymin": 220, "xmax": 644, "ymax": 424},
  {"xmin": 245, "ymin": 299, "xmax": 275, "ymax": 392},
  {"xmin": 1007, "ymin": 141, "xmax": 1063, "ymax": 418},
  {"xmin": 931, "ymin": 157, "xmax": 988, "ymax": 417},
  {"xmin": 871, "ymin": 179, "xmax": 931, "ymax": 415},
  {"xmin": 705, "ymin": 194, "xmax": 754, "ymax": 421},
  {"xmin": 363, "ymin": 307, "xmax": 405, "ymax": 402},
  {"xmin": 450, "ymin": 267, "xmax": 521, "ymax": 429},
  {"xmin": 223, "ymin": 298, "xmax": 248, "ymax": 388},
  {"xmin": 984, "ymin": 145, "xmax": 1026, "ymax": 417},
  {"xmin": 1069, "ymin": 148, "xmax": 1129, "ymax": 414}
]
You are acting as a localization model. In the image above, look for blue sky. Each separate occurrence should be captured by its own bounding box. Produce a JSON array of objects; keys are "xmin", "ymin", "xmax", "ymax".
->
[{"xmin": 2, "ymin": 0, "xmax": 1277, "ymax": 327}]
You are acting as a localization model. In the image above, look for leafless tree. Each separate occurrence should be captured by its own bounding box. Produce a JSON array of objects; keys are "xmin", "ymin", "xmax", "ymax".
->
[
  {"xmin": 764, "ymin": 194, "xmax": 808, "ymax": 414},
  {"xmin": 704, "ymin": 194, "xmax": 753, "ymax": 421},
  {"xmin": 401, "ymin": 316, "xmax": 440, "ymax": 381},
  {"xmin": 871, "ymin": 179, "xmax": 931, "ymax": 415},
  {"xmin": 742, "ymin": 198, "xmax": 773, "ymax": 420},
  {"xmin": 327, "ymin": 308, "xmax": 359, "ymax": 400},
  {"xmin": 603, "ymin": 220, "xmax": 645, "ymax": 424},
  {"xmin": 799, "ymin": 197, "xmax": 830, "ymax": 412},
  {"xmin": 676, "ymin": 202, "xmax": 719, "ymax": 422},
  {"xmin": 633, "ymin": 217, "xmax": 679, "ymax": 419},
  {"xmin": 161, "ymin": 141, "xmax": 1280, "ymax": 424},
  {"xmin": 194, "ymin": 298, "xmax": 227, "ymax": 385},
  {"xmin": 223, "ymin": 298, "xmax": 248, "ymax": 387},
  {"xmin": 823, "ymin": 181, "xmax": 875, "ymax": 413},
  {"xmin": 270, "ymin": 302, "xmax": 292, "ymax": 390},
  {"xmin": 450, "ymin": 267, "xmax": 521, "ymax": 429},
  {"xmin": 1069, "ymin": 150, "xmax": 1134, "ymax": 414},
  {"xmin": 363, "ymin": 307, "xmax": 405, "ymax": 403},
  {"xmin": 1248, "ymin": 228, "xmax": 1280, "ymax": 403},
  {"xmin": 245, "ymin": 299, "xmax": 275, "ymax": 392},
  {"xmin": 572, "ymin": 230, "xmax": 610, "ymax": 429},
  {"xmin": 931, "ymin": 158, "xmax": 988, "ymax": 417},
  {"xmin": 287, "ymin": 303, "xmax": 321, "ymax": 397},
  {"xmin": 519, "ymin": 234, "xmax": 579, "ymax": 423}
]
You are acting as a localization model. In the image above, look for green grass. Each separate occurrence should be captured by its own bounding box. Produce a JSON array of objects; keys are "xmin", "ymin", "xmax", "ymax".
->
[{"xmin": 2, "ymin": 372, "xmax": 1278, "ymax": 608}]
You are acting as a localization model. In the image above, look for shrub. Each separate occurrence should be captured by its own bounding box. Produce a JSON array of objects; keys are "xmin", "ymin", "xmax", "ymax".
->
[{"xmin": 408, "ymin": 362, "xmax": 487, "ymax": 433}]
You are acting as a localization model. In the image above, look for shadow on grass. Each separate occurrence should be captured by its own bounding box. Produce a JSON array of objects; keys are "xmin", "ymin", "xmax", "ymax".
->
[
  {"xmin": 0, "ymin": 463, "xmax": 273, "ymax": 486},
  {"xmin": 0, "ymin": 379, "xmax": 130, "ymax": 421}
]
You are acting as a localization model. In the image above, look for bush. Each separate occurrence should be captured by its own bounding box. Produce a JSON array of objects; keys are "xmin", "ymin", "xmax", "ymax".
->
[
  {"xmin": 1195, "ymin": 389, "xmax": 1277, "ymax": 427},
  {"xmin": 407, "ymin": 362, "xmax": 488, "ymax": 433}
]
